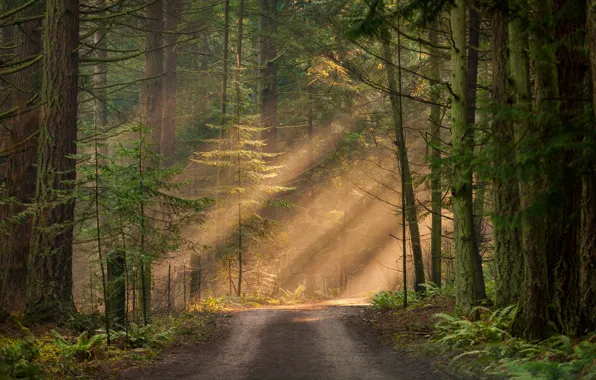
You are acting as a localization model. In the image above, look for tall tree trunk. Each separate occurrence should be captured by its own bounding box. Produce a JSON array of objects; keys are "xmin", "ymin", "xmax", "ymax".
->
[
  {"xmin": 307, "ymin": 86, "xmax": 314, "ymax": 167},
  {"xmin": 190, "ymin": 252, "xmax": 202, "ymax": 300},
  {"xmin": 582, "ymin": 0, "xmax": 596, "ymax": 331},
  {"xmin": 380, "ymin": 27, "xmax": 425, "ymax": 293},
  {"xmin": 429, "ymin": 21, "xmax": 442, "ymax": 287},
  {"xmin": 93, "ymin": 0, "xmax": 107, "ymax": 156},
  {"xmin": 465, "ymin": 3, "xmax": 487, "ymax": 302},
  {"xmin": 259, "ymin": 0, "xmax": 277, "ymax": 154},
  {"xmin": 510, "ymin": 1, "xmax": 550, "ymax": 340},
  {"xmin": 142, "ymin": 0, "xmax": 164, "ymax": 156},
  {"xmin": 0, "ymin": 2, "xmax": 42, "ymax": 313},
  {"xmin": 25, "ymin": 0, "xmax": 79, "ymax": 323},
  {"xmin": 220, "ymin": 0, "xmax": 229, "ymax": 126},
  {"xmin": 235, "ymin": 0, "xmax": 245, "ymax": 296},
  {"xmin": 140, "ymin": 0, "xmax": 164, "ymax": 317},
  {"xmin": 162, "ymin": 0, "xmax": 181, "ymax": 167},
  {"xmin": 450, "ymin": 0, "xmax": 476, "ymax": 313},
  {"xmin": 547, "ymin": 0, "xmax": 586, "ymax": 336},
  {"xmin": 107, "ymin": 249, "xmax": 126, "ymax": 329},
  {"xmin": 491, "ymin": 1, "xmax": 523, "ymax": 308}
]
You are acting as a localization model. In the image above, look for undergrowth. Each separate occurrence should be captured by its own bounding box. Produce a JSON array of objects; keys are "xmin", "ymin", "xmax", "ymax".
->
[
  {"xmin": 368, "ymin": 285, "xmax": 596, "ymax": 379},
  {"xmin": 432, "ymin": 306, "xmax": 596, "ymax": 379},
  {"xmin": 0, "ymin": 311, "xmax": 217, "ymax": 379},
  {"xmin": 198, "ymin": 283, "xmax": 336, "ymax": 310}
]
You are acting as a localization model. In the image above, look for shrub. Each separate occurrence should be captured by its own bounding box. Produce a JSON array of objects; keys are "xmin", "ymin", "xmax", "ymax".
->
[
  {"xmin": 371, "ymin": 290, "xmax": 414, "ymax": 310},
  {"xmin": 0, "ymin": 335, "xmax": 39, "ymax": 379},
  {"xmin": 280, "ymin": 284, "xmax": 305, "ymax": 304},
  {"xmin": 433, "ymin": 306, "xmax": 516, "ymax": 348}
]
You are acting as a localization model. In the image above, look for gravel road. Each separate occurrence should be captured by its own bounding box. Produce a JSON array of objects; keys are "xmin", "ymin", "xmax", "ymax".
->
[{"xmin": 121, "ymin": 302, "xmax": 450, "ymax": 380}]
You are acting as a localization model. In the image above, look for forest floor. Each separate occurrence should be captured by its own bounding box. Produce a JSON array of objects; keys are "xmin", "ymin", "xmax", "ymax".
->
[{"xmin": 115, "ymin": 299, "xmax": 452, "ymax": 380}]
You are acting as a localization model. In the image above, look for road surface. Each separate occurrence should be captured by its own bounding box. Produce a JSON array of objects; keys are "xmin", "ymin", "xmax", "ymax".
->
[{"xmin": 121, "ymin": 302, "xmax": 450, "ymax": 379}]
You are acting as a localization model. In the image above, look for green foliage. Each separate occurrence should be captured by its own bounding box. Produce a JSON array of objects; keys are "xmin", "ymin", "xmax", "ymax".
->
[
  {"xmin": 107, "ymin": 323, "xmax": 170, "ymax": 349},
  {"xmin": 50, "ymin": 330, "xmax": 107, "ymax": 370},
  {"xmin": 64, "ymin": 312, "xmax": 105, "ymax": 335},
  {"xmin": 0, "ymin": 335, "xmax": 39, "ymax": 379},
  {"xmin": 433, "ymin": 306, "xmax": 516, "ymax": 348},
  {"xmin": 280, "ymin": 284, "xmax": 306, "ymax": 304},
  {"xmin": 371, "ymin": 290, "xmax": 415, "ymax": 310},
  {"xmin": 420, "ymin": 282, "xmax": 455, "ymax": 299},
  {"xmin": 78, "ymin": 125, "xmax": 212, "ymax": 270},
  {"xmin": 431, "ymin": 305, "xmax": 596, "ymax": 379},
  {"xmin": 170, "ymin": 313, "xmax": 217, "ymax": 343}
]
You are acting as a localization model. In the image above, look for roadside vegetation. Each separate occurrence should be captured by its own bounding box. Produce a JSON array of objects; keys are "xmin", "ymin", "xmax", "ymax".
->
[
  {"xmin": 0, "ymin": 308, "xmax": 217, "ymax": 379},
  {"xmin": 365, "ymin": 284, "xmax": 596, "ymax": 379},
  {"xmin": 0, "ymin": 284, "xmax": 340, "ymax": 379}
]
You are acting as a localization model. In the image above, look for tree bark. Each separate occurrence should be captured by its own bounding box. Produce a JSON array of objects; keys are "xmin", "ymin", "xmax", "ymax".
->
[
  {"xmin": 582, "ymin": 0, "xmax": 596, "ymax": 331},
  {"xmin": 491, "ymin": 1, "xmax": 523, "ymax": 308},
  {"xmin": 220, "ymin": 0, "xmax": 229, "ymax": 126},
  {"xmin": 142, "ymin": 0, "xmax": 164, "ymax": 156},
  {"xmin": 450, "ymin": 0, "xmax": 476, "ymax": 313},
  {"xmin": 0, "ymin": 1, "xmax": 42, "ymax": 312},
  {"xmin": 380, "ymin": 27, "xmax": 426, "ymax": 293},
  {"xmin": 162, "ymin": 0, "xmax": 181, "ymax": 167},
  {"xmin": 190, "ymin": 252, "xmax": 202, "ymax": 300},
  {"xmin": 139, "ymin": 0, "xmax": 164, "ymax": 317},
  {"xmin": 429, "ymin": 21, "xmax": 442, "ymax": 287},
  {"xmin": 259, "ymin": 0, "xmax": 277, "ymax": 154},
  {"xmin": 235, "ymin": 0, "xmax": 245, "ymax": 296},
  {"xmin": 547, "ymin": 0, "xmax": 586, "ymax": 336},
  {"xmin": 107, "ymin": 250, "xmax": 126, "ymax": 329},
  {"xmin": 510, "ymin": 1, "xmax": 550, "ymax": 340},
  {"xmin": 25, "ymin": 0, "xmax": 79, "ymax": 323},
  {"xmin": 465, "ymin": 3, "xmax": 487, "ymax": 302}
]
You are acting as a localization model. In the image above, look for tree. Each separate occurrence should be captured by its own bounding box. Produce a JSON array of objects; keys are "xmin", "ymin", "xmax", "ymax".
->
[
  {"xmin": 25, "ymin": 0, "xmax": 79, "ymax": 323},
  {"xmin": 380, "ymin": 26, "xmax": 425, "ymax": 293},
  {"xmin": 450, "ymin": 0, "xmax": 476, "ymax": 313},
  {"xmin": 142, "ymin": 0, "xmax": 164, "ymax": 156},
  {"xmin": 465, "ymin": 2, "xmax": 486, "ymax": 302},
  {"xmin": 510, "ymin": 0, "xmax": 550, "ymax": 340},
  {"xmin": 140, "ymin": 0, "xmax": 165, "ymax": 317},
  {"xmin": 0, "ymin": 0, "xmax": 42, "ymax": 312},
  {"xmin": 429, "ymin": 19, "xmax": 442, "ymax": 288},
  {"xmin": 582, "ymin": 0, "xmax": 596, "ymax": 331},
  {"xmin": 491, "ymin": 0, "xmax": 522, "ymax": 308},
  {"xmin": 259, "ymin": 0, "xmax": 277, "ymax": 154},
  {"xmin": 162, "ymin": 0, "xmax": 181, "ymax": 167}
]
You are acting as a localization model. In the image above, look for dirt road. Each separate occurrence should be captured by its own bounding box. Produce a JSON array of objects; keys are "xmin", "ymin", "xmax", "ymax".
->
[{"xmin": 121, "ymin": 302, "xmax": 450, "ymax": 380}]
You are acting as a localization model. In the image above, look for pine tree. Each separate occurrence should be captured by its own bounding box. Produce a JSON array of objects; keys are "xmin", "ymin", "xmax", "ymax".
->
[
  {"xmin": 25, "ymin": 0, "xmax": 80, "ymax": 323},
  {"xmin": 450, "ymin": 0, "xmax": 476, "ymax": 313}
]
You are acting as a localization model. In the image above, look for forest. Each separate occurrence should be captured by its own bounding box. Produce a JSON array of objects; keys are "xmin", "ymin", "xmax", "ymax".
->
[{"xmin": 0, "ymin": 0, "xmax": 595, "ymax": 378}]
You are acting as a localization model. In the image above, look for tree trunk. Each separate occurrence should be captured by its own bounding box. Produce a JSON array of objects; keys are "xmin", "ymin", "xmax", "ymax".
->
[
  {"xmin": 139, "ymin": 0, "xmax": 164, "ymax": 317},
  {"xmin": 0, "ymin": 2, "xmax": 42, "ymax": 313},
  {"xmin": 429, "ymin": 21, "xmax": 442, "ymax": 287},
  {"xmin": 25, "ymin": 0, "xmax": 79, "ymax": 323},
  {"xmin": 582, "ymin": 0, "xmax": 596, "ymax": 331},
  {"xmin": 162, "ymin": 0, "xmax": 181, "ymax": 167},
  {"xmin": 107, "ymin": 250, "xmax": 126, "ymax": 329},
  {"xmin": 547, "ymin": 0, "xmax": 586, "ymax": 336},
  {"xmin": 235, "ymin": 0, "xmax": 245, "ymax": 296},
  {"xmin": 259, "ymin": 0, "xmax": 277, "ymax": 154},
  {"xmin": 510, "ymin": 2, "xmax": 550, "ymax": 340},
  {"xmin": 465, "ymin": 3, "xmax": 487, "ymax": 302},
  {"xmin": 190, "ymin": 252, "xmax": 202, "ymax": 300},
  {"xmin": 380, "ymin": 27, "xmax": 426, "ymax": 293},
  {"xmin": 491, "ymin": 1, "xmax": 523, "ymax": 308},
  {"xmin": 220, "ymin": 0, "xmax": 229, "ymax": 126},
  {"xmin": 450, "ymin": 0, "xmax": 476, "ymax": 313},
  {"xmin": 142, "ymin": 0, "xmax": 164, "ymax": 156}
]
